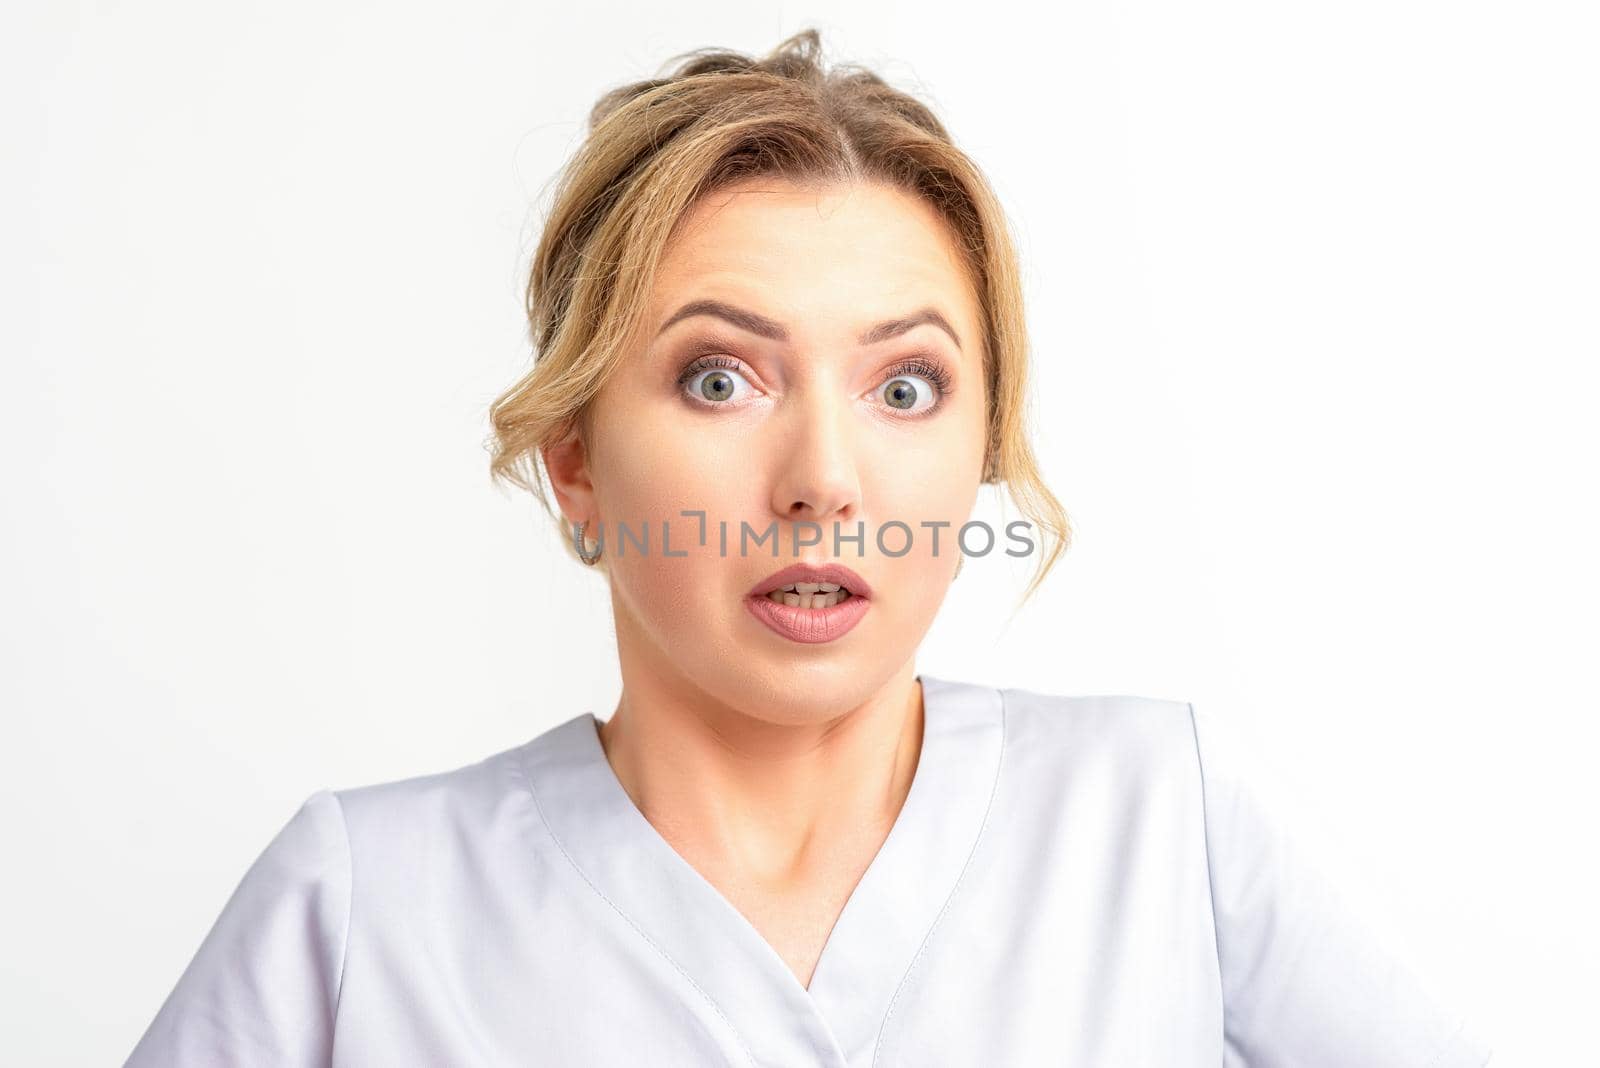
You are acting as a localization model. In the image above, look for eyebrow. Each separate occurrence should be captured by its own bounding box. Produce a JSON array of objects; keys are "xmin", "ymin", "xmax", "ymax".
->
[{"xmin": 656, "ymin": 299, "xmax": 963, "ymax": 351}]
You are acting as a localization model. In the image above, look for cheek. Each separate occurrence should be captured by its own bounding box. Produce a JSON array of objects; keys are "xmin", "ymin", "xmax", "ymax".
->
[
  {"xmin": 858, "ymin": 416, "xmax": 984, "ymax": 601},
  {"xmin": 588, "ymin": 402, "xmax": 746, "ymax": 621},
  {"xmin": 590, "ymin": 395, "xmax": 738, "ymax": 521},
  {"xmin": 865, "ymin": 416, "xmax": 984, "ymax": 517}
]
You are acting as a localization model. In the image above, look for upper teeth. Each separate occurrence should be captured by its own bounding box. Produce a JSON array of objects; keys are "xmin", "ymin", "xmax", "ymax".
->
[{"xmin": 766, "ymin": 581, "xmax": 851, "ymax": 608}]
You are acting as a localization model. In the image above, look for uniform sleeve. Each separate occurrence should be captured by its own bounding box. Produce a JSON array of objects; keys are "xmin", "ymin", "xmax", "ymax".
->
[
  {"xmin": 123, "ymin": 789, "xmax": 353, "ymax": 1068},
  {"xmin": 1186, "ymin": 703, "xmax": 1493, "ymax": 1067}
]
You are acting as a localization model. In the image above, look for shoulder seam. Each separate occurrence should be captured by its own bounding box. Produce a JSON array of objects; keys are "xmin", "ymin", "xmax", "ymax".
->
[
  {"xmin": 324, "ymin": 788, "xmax": 354, "ymax": 1036},
  {"xmin": 1185, "ymin": 702, "xmax": 1227, "ymax": 1026}
]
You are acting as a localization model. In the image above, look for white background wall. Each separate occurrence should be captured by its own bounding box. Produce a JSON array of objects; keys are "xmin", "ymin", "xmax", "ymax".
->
[{"xmin": 5, "ymin": 1, "xmax": 1594, "ymax": 1063}]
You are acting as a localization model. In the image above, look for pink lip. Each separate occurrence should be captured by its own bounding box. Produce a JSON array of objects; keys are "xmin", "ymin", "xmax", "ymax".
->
[
  {"xmin": 744, "ymin": 561, "xmax": 872, "ymax": 645},
  {"xmin": 745, "ymin": 590, "xmax": 870, "ymax": 644},
  {"xmin": 747, "ymin": 562, "xmax": 872, "ymax": 599}
]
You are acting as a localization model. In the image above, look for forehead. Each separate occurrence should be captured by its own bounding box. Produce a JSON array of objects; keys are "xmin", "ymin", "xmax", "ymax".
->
[{"xmin": 649, "ymin": 179, "xmax": 979, "ymax": 340}]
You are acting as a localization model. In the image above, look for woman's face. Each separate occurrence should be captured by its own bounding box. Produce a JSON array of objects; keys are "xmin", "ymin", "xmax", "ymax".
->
[{"xmin": 552, "ymin": 177, "xmax": 989, "ymax": 723}]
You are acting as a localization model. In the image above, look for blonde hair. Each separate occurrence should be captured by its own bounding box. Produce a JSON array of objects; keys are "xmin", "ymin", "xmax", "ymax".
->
[{"xmin": 486, "ymin": 28, "xmax": 1071, "ymax": 606}]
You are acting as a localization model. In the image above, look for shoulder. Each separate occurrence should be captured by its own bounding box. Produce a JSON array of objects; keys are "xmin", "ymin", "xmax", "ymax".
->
[
  {"xmin": 923, "ymin": 674, "xmax": 1204, "ymax": 807},
  {"xmin": 997, "ymin": 680, "xmax": 1193, "ymax": 742},
  {"xmin": 124, "ymin": 792, "xmax": 355, "ymax": 1064},
  {"xmin": 327, "ymin": 735, "xmax": 548, "ymax": 864},
  {"xmin": 992, "ymin": 679, "xmax": 1200, "ymax": 783}
]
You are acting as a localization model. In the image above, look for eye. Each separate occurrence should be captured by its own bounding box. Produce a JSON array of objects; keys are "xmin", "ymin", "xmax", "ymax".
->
[
  {"xmin": 677, "ymin": 355, "xmax": 755, "ymax": 407},
  {"xmin": 876, "ymin": 357, "xmax": 954, "ymax": 417}
]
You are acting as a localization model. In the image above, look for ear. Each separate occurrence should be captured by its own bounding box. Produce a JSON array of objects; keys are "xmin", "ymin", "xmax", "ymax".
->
[{"xmin": 541, "ymin": 425, "xmax": 596, "ymax": 524}]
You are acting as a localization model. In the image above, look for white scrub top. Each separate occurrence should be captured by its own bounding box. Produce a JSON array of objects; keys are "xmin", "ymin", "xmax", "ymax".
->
[{"xmin": 124, "ymin": 674, "xmax": 1492, "ymax": 1066}]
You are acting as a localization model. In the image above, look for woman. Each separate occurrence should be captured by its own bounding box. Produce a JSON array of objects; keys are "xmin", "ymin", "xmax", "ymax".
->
[{"xmin": 125, "ymin": 29, "xmax": 1491, "ymax": 1067}]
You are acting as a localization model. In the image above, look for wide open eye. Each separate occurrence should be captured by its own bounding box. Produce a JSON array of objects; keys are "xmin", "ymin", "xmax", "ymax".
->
[
  {"xmin": 880, "ymin": 374, "xmax": 938, "ymax": 415},
  {"xmin": 876, "ymin": 357, "xmax": 954, "ymax": 417},
  {"xmin": 678, "ymin": 355, "xmax": 755, "ymax": 407}
]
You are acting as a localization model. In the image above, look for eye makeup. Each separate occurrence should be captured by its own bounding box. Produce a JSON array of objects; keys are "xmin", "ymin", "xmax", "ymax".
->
[
  {"xmin": 881, "ymin": 356, "xmax": 954, "ymax": 397},
  {"xmin": 670, "ymin": 337, "xmax": 958, "ymax": 416}
]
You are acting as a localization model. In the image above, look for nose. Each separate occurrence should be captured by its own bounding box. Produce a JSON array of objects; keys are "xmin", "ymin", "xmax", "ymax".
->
[{"xmin": 768, "ymin": 384, "xmax": 862, "ymax": 528}]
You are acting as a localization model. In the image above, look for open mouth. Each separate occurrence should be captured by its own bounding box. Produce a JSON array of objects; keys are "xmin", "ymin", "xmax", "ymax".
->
[
  {"xmin": 744, "ymin": 563, "xmax": 872, "ymax": 644},
  {"xmin": 759, "ymin": 582, "xmax": 856, "ymax": 609}
]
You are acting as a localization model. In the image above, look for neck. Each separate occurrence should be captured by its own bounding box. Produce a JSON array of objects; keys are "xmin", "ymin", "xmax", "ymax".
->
[{"xmin": 595, "ymin": 664, "xmax": 925, "ymax": 887}]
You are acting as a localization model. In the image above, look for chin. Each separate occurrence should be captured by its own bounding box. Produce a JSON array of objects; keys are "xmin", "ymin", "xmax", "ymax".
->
[{"xmin": 722, "ymin": 657, "xmax": 897, "ymax": 720}]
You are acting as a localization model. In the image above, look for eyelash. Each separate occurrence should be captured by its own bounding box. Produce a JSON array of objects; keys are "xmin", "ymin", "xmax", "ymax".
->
[{"xmin": 675, "ymin": 353, "xmax": 955, "ymax": 414}]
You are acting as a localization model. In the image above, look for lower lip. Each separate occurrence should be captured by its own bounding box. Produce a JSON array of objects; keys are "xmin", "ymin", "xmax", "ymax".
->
[{"xmin": 744, "ymin": 593, "xmax": 870, "ymax": 644}]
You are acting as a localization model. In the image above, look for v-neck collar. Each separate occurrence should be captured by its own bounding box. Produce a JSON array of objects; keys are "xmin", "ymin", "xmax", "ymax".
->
[{"xmin": 515, "ymin": 673, "xmax": 1006, "ymax": 1068}]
